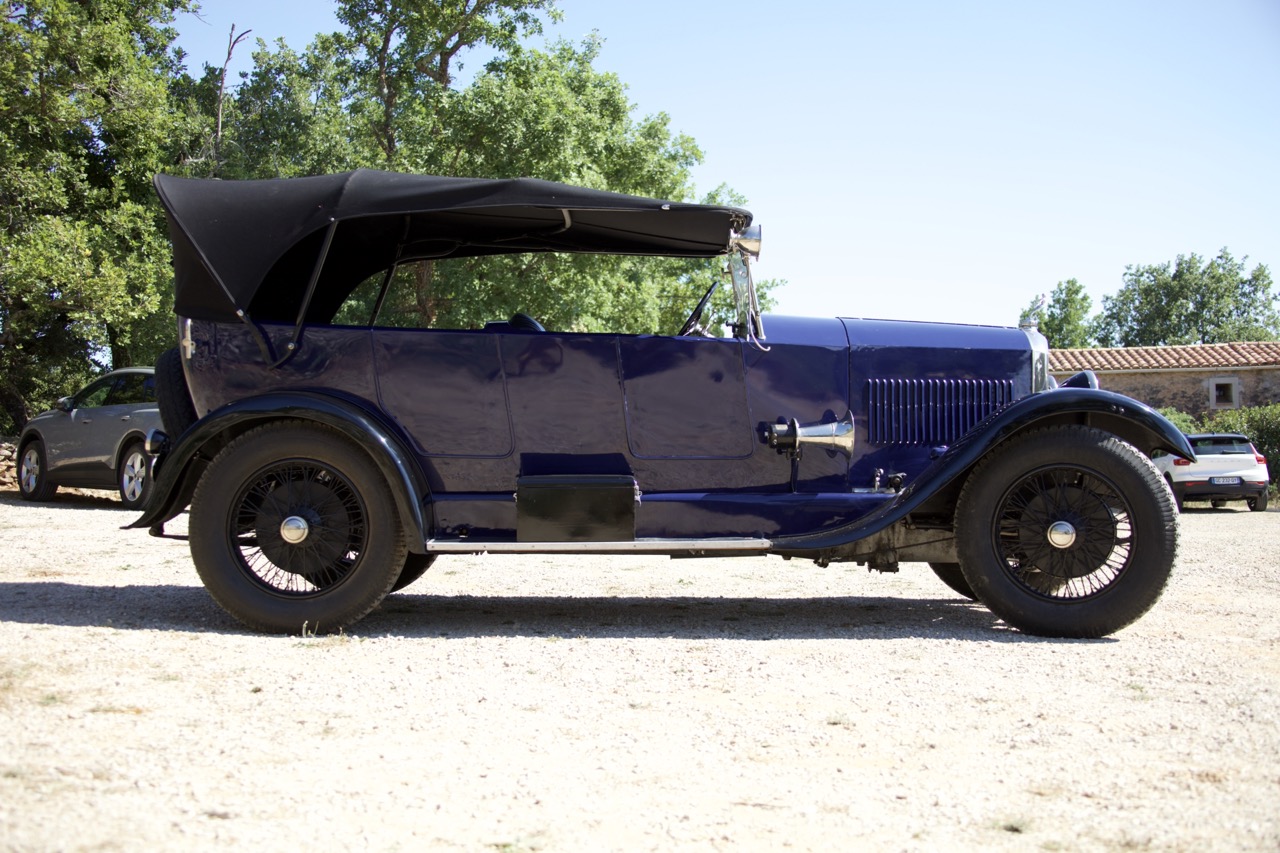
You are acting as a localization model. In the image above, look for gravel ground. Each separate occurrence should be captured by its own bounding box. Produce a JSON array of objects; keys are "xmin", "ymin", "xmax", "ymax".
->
[{"xmin": 0, "ymin": 487, "xmax": 1277, "ymax": 852}]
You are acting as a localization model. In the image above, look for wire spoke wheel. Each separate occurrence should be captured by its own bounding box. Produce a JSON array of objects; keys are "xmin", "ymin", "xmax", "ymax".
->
[
  {"xmin": 993, "ymin": 466, "xmax": 1133, "ymax": 600},
  {"xmin": 230, "ymin": 460, "xmax": 368, "ymax": 595},
  {"xmin": 189, "ymin": 423, "xmax": 407, "ymax": 633},
  {"xmin": 956, "ymin": 425, "xmax": 1177, "ymax": 638}
]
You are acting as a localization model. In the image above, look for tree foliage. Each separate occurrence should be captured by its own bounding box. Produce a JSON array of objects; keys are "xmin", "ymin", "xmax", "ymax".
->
[
  {"xmin": 1019, "ymin": 278, "xmax": 1093, "ymax": 349},
  {"xmin": 1, "ymin": 0, "xmax": 776, "ymax": 432},
  {"xmin": 0, "ymin": 0, "xmax": 195, "ymax": 432},
  {"xmin": 1093, "ymin": 249, "xmax": 1278, "ymax": 347},
  {"xmin": 206, "ymin": 17, "xmax": 778, "ymax": 336}
]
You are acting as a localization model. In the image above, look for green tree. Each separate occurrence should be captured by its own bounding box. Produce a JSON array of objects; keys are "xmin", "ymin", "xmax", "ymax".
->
[
  {"xmin": 334, "ymin": 0, "xmax": 558, "ymax": 167},
  {"xmin": 1044, "ymin": 278, "xmax": 1094, "ymax": 348},
  {"xmin": 1093, "ymin": 249, "xmax": 1278, "ymax": 347},
  {"xmin": 419, "ymin": 35, "xmax": 770, "ymax": 334},
  {"xmin": 211, "ymin": 36, "xmax": 363, "ymax": 178},
  {"xmin": 214, "ymin": 21, "xmax": 778, "ymax": 335},
  {"xmin": 0, "ymin": 0, "xmax": 195, "ymax": 432}
]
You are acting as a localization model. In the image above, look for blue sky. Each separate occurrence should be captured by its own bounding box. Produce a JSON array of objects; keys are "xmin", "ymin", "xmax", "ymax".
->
[{"xmin": 174, "ymin": 0, "xmax": 1280, "ymax": 328}]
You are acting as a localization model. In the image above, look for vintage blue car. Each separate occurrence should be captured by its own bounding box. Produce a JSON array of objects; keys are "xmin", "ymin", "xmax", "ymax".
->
[{"xmin": 133, "ymin": 170, "xmax": 1193, "ymax": 637}]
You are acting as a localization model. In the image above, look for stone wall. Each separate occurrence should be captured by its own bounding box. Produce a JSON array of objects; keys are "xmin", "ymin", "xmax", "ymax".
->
[{"xmin": 1, "ymin": 441, "xmax": 16, "ymax": 490}]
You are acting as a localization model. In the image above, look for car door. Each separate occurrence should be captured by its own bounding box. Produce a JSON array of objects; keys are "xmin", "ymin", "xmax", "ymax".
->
[
  {"xmin": 43, "ymin": 375, "xmax": 118, "ymax": 474},
  {"xmin": 97, "ymin": 372, "xmax": 159, "ymax": 461}
]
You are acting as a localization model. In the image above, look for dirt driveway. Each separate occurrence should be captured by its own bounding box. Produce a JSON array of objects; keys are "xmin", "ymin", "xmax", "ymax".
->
[{"xmin": 1, "ymin": 488, "xmax": 1277, "ymax": 851}]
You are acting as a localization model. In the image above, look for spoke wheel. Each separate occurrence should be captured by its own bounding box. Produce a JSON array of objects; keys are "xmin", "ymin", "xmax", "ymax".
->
[
  {"xmin": 956, "ymin": 426, "xmax": 1177, "ymax": 638},
  {"xmin": 190, "ymin": 423, "xmax": 406, "ymax": 633},
  {"xmin": 233, "ymin": 462, "xmax": 368, "ymax": 593},
  {"xmin": 993, "ymin": 470, "xmax": 1129, "ymax": 599}
]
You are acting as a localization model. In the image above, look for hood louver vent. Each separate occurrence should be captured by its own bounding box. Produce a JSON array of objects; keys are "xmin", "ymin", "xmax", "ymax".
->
[{"xmin": 867, "ymin": 378, "xmax": 1014, "ymax": 445}]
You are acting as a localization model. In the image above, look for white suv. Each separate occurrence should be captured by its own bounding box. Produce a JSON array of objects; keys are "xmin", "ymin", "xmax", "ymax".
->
[{"xmin": 1154, "ymin": 433, "xmax": 1270, "ymax": 512}]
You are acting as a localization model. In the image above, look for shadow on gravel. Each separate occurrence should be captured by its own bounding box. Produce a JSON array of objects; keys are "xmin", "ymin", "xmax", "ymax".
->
[
  {"xmin": 0, "ymin": 581, "xmax": 1099, "ymax": 643},
  {"xmin": 367, "ymin": 592, "xmax": 1100, "ymax": 643},
  {"xmin": 0, "ymin": 582, "xmax": 225, "ymax": 631},
  {"xmin": 0, "ymin": 490, "xmax": 123, "ymax": 509}
]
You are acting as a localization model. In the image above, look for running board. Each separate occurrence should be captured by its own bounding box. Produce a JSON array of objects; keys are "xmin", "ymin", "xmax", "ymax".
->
[{"xmin": 425, "ymin": 537, "xmax": 772, "ymax": 554}]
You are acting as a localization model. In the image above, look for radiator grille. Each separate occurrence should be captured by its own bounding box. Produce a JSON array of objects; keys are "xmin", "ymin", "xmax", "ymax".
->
[{"xmin": 866, "ymin": 378, "xmax": 1015, "ymax": 445}]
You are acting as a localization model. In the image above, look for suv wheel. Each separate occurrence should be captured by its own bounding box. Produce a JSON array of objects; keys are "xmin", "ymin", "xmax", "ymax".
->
[
  {"xmin": 955, "ymin": 425, "xmax": 1177, "ymax": 638},
  {"xmin": 17, "ymin": 440, "xmax": 58, "ymax": 501},
  {"xmin": 118, "ymin": 441, "xmax": 152, "ymax": 510},
  {"xmin": 1249, "ymin": 492, "xmax": 1269, "ymax": 512},
  {"xmin": 188, "ymin": 423, "xmax": 407, "ymax": 633}
]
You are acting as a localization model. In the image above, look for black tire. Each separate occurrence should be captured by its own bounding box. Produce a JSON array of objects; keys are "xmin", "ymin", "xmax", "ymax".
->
[
  {"xmin": 955, "ymin": 425, "xmax": 1177, "ymax": 638},
  {"xmin": 391, "ymin": 553, "xmax": 436, "ymax": 592},
  {"xmin": 188, "ymin": 423, "xmax": 407, "ymax": 633},
  {"xmin": 16, "ymin": 439, "xmax": 58, "ymax": 501},
  {"xmin": 1249, "ymin": 492, "xmax": 1269, "ymax": 512},
  {"xmin": 117, "ymin": 440, "xmax": 153, "ymax": 510},
  {"xmin": 156, "ymin": 346, "xmax": 198, "ymax": 436},
  {"xmin": 928, "ymin": 562, "xmax": 977, "ymax": 600}
]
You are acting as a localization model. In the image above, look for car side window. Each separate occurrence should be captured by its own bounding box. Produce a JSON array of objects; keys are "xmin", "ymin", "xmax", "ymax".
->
[
  {"xmin": 74, "ymin": 376, "xmax": 117, "ymax": 409},
  {"xmin": 332, "ymin": 257, "xmax": 553, "ymax": 331},
  {"xmin": 333, "ymin": 263, "xmax": 438, "ymax": 329},
  {"xmin": 107, "ymin": 374, "xmax": 154, "ymax": 406}
]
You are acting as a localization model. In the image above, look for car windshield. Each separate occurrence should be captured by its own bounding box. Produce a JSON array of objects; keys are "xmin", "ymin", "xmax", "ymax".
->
[{"xmin": 1190, "ymin": 437, "xmax": 1254, "ymax": 454}]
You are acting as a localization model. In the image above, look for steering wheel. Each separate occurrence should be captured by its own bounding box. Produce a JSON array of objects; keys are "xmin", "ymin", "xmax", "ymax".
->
[{"xmin": 677, "ymin": 281, "xmax": 718, "ymax": 336}]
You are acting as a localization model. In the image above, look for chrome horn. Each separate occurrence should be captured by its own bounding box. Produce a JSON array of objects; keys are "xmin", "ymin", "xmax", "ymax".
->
[{"xmin": 767, "ymin": 411, "xmax": 856, "ymax": 458}]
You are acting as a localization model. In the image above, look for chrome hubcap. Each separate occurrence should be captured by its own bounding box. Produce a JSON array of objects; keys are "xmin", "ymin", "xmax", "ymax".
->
[
  {"xmin": 280, "ymin": 515, "xmax": 310, "ymax": 544},
  {"xmin": 121, "ymin": 452, "xmax": 146, "ymax": 501},
  {"xmin": 1046, "ymin": 520, "xmax": 1077, "ymax": 549},
  {"xmin": 20, "ymin": 449, "xmax": 39, "ymax": 493}
]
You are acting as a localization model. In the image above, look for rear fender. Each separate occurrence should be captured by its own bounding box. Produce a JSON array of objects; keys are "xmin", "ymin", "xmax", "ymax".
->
[
  {"xmin": 127, "ymin": 392, "xmax": 432, "ymax": 552},
  {"xmin": 774, "ymin": 387, "xmax": 1193, "ymax": 556}
]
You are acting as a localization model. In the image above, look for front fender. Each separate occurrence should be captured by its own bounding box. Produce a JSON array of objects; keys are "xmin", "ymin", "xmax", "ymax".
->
[
  {"xmin": 774, "ymin": 387, "xmax": 1193, "ymax": 555},
  {"xmin": 127, "ymin": 392, "xmax": 432, "ymax": 552}
]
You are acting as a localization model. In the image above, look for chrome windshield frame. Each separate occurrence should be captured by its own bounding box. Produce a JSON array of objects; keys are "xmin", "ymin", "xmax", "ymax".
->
[{"xmin": 728, "ymin": 225, "xmax": 767, "ymax": 350}]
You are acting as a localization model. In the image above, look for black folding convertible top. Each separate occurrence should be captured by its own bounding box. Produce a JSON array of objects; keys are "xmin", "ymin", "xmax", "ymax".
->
[{"xmin": 154, "ymin": 170, "xmax": 753, "ymax": 324}]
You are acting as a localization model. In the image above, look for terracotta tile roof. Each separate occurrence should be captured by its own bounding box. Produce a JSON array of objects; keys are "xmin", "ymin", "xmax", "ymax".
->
[{"xmin": 1050, "ymin": 341, "xmax": 1280, "ymax": 373}]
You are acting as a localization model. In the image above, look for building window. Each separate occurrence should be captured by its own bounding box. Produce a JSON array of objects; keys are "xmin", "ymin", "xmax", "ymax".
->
[{"xmin": 1210, "ymin": 377, "xmax": 1240, "ymax": 410}]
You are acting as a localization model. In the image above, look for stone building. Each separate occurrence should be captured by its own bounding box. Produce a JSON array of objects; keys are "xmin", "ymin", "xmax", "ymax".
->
[{"xmin": 1049, "ymin": 342, "xmax": 1280, "ymax": 417}]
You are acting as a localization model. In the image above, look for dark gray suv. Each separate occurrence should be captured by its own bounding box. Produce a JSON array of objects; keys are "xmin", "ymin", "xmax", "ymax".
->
[{"xmin": 17, "ymin": 367, "xmax": 161, "ymax": 509}]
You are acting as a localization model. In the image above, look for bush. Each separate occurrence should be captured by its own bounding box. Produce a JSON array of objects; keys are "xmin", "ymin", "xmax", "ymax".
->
[{"xmin": 1157, "ymin": 407, "xmax": 1200, "ymax": 434}]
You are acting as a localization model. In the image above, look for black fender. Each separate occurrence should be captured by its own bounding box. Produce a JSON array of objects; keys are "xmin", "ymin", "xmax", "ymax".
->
[
  {"xmin": 773, "ymin": 387, "xmax": 1194, "ymax": 556},
  {"xmin": 127, "ymin": 391, "xmax": 432, "ymax": 552}
]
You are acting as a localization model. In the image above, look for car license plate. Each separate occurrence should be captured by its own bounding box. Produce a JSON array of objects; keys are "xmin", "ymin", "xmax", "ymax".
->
[{"xmin": 1210, "ymin": 476, "xmax": 1241, "ymax": 485}]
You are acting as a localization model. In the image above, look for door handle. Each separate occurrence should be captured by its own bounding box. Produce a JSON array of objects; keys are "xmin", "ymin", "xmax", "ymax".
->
[{"xmin": 121, "ymin": 415, "xmax": 131, "ymax": 421}]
